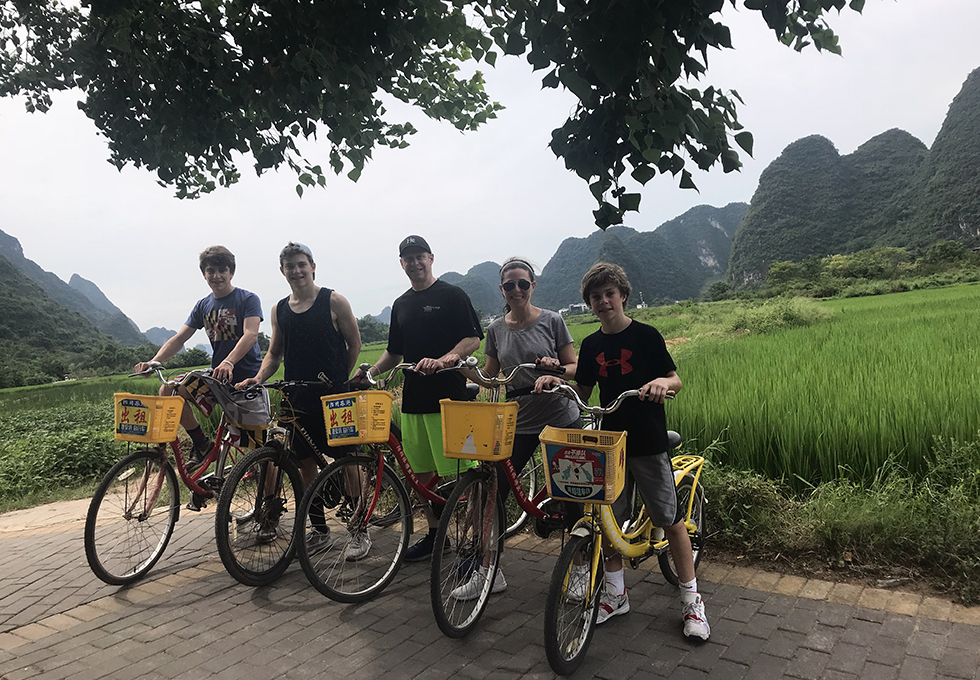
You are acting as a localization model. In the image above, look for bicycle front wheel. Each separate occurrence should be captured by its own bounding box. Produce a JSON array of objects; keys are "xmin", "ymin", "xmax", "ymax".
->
[
  {"xmin": 214, "ymin": 445, "xmax": 304, "ymax": 586},
  {"xmin": 544, "ymin": 532, "xmax": 604, "ymax": 675},
  {"xmin": 85, "ymin": 448, "xmax": 179, "ymax": 586},
  {"xmin": 658, "ymin": 475, "xmax": 706, "ymax": 586},
  {"xmin": 430, "ymin": 468, "xmax": 504, "ymax": 638},
  {"xmin": 298, "ymin": 454, "xmax": 412, "ymax": 603}
]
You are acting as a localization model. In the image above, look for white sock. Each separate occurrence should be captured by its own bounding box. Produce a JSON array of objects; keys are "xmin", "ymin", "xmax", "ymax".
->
[
  {"xmin": 679, "ymin": 578, "xmax": 698, "ymax": 594},
  {"xmin": 606, "ymin": 569, "xmax": 625, "ymax": 595}
]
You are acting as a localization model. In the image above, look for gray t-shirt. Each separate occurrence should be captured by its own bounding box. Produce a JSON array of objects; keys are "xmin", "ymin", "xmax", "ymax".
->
[{"xmin": 485, "ymin": 309, "xmax": 580, "ymax": 434}]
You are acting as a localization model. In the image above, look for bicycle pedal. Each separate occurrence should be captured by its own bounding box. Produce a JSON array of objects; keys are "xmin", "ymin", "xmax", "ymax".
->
[{"xmin": 186, "ymin": 492, "xmax": 210, "ymax": 512}]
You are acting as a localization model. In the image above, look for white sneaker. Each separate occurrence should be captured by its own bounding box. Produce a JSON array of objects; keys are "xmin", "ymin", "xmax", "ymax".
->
[
  {"xmin": 345, "ymin": 530, "xmax": 372, "ymax": 561},
  {"xmin": 450, "ymin": 567, "xmax": 507, "ymax": 600},
  {"xmin": 596, "ymin": 583, "xmax": 630, "ymax": 624},
  {"xmin": 566, "ymin": 565, "xmax": 589, "ymax": 603},
  {"xmin": 681, "ymin": 591, "xmax": 710, "ymax": 640},
  {"xmin": 306, "ymin": 529, "xmax": 332, "ymax": 556}
]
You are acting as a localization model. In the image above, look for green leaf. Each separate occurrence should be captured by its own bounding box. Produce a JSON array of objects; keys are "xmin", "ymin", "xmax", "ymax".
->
[
  {"xmin": 849, "ymin": 0, "xmax": 865, "ymax": 11},
  {"xmin": 486, "ymin": 51, "xmax": 497, "ymax": 67},
  {"xmin": 679, "ymin": 170, "xmax": 698, "ymax": 190},
  {"xmin": 295, "ymin": 184, "xmax": 303, "ymax": 198},
  {"xmin": 348, "ymin": 166, "xmax": 362, "ymax": 181},
  {"xmin": 734, "ymin": 131, "xmax": 754, "ymax": 156},
  {"xmin": 618, "ymin": 193, "xmax": 641, "ymax": 212},
  {"xmin": 559, "ymin": 67, "xmax": 594, "ymax": 102},
  {"xmin": 631, "ymin": 164, "xmax": 657, "ymax": 185}
]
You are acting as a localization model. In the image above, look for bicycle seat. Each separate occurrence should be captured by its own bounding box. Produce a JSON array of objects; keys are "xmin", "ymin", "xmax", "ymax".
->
[
  {"xmin": 464, "ymin": 382, "xmax": 480, "ymax": 401},
  {"xmin": 667, "ymin": 430, "xmax": 682, "ymax": 450}
]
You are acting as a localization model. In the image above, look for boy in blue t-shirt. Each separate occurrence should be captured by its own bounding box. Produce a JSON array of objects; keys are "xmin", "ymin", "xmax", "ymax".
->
[
  {"xmin": 539, "ymin": 262, "xmax": 709, "ymax": 640},
  {"xmin": 135, "ymin": 246, "xmax": 263, "ymax": 467}
]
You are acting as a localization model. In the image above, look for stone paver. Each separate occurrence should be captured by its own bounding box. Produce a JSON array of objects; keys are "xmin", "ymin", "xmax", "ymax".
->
[{"xmin": 0, "ymin": 500, "xmax": 978, "ymax": 679}]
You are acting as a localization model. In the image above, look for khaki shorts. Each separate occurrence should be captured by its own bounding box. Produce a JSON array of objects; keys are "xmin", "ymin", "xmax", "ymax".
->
[{"xmin": 611, "ymin": 453, "xmax": 680, "ymax": 528}]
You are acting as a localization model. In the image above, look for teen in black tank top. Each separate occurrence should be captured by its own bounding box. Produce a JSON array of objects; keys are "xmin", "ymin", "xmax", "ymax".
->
[{"xmin": 276, "ymin": 287, "xmax": 349, "ymax": 390}]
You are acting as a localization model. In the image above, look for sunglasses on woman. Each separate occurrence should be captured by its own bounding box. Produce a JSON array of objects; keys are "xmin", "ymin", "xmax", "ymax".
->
[{"xmin": 501, "ymin": 279, "xmax": 532, "ymax": 292}]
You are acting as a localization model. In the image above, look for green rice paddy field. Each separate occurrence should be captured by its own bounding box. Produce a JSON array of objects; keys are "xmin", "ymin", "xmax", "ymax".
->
[{"xmin": 665, "ymin": 284, "xmax": 980, "ymax": 487}]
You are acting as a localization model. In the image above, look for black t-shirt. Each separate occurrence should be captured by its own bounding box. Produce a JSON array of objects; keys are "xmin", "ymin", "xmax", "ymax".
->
[
  {"xmin": 576, "ymin": 320, "xmax": 676, "ymax": 456},
  {"xmin": 387, "ymin": 280, "xmax": 484, "ymax": 414}
]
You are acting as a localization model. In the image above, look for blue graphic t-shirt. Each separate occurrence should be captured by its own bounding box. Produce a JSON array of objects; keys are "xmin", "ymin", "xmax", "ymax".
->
[{"xmin": 185, "ymin": 287, "xmax": 263, "ymax": 382}]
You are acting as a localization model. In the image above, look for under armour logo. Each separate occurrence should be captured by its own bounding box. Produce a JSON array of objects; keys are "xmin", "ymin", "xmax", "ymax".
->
[{"xmin": 596, "ymin": 350, "xmax": 633, "ymax": 377}]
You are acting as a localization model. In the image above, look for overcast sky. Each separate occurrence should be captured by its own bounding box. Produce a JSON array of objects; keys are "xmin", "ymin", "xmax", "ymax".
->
[{"xmin": 2, "ymin": 0, "xmax": 979, "ymax": 347}]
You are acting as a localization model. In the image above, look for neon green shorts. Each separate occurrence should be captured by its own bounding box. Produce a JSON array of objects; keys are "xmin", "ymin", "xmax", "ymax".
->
[{"xmin": 401, "ymin": 412, "xmax": 476, "ymax": 477}]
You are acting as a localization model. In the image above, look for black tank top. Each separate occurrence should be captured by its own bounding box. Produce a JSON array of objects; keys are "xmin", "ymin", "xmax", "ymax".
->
[{"xmin": 277, "ymin": 288, "xmax": 349, "ymax": 389}]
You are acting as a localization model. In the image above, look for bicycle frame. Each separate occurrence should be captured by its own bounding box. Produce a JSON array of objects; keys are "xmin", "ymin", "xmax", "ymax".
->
[{"xmin": 570, "ymin": 454, "xmax": 705, "ymax": 560}]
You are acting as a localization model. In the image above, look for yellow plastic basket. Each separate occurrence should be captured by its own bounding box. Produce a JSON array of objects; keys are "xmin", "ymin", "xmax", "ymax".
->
[
  {"xmin": 113, "ymin": 393, "xmax": 184, "ymax": 443},
  {"xmin": 539, "ymin": 426, "xmax": 627, "ymax": 504},
  {"xmin": 322, "ymin": 391, "xmax": 394, "ymax": 446},
  {"xmin": 440, "ymin": 399, "xmax": 518, "ymax": 461}
]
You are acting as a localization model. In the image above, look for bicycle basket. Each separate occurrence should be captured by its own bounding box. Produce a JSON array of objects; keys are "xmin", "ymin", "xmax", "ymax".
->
[
  {"xmin": 113, "ymin": 393, "xmax": 184, "ymax": 443},
  {"xmin": 322, "ymin": 391, "xmax": 393, "ymax": 446},
  {"xmin": 539, "ymin": 426, "xmax": 627, "ymax": 504},
  {"xmin": 209, "ymin": 383, "xmax": 272, "ymax": 430},
  {"xmin": 440, "ymin": 399, "xmax": 518, "ymax": 461}
]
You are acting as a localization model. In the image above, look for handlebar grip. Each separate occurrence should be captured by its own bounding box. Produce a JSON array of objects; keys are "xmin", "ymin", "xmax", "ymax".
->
[{"xmin": 534, "ymin": 363, "xmax": 566, "ymax": 376}]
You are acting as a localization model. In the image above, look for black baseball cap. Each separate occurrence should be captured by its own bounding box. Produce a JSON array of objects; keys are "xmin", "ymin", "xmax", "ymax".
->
[{"xmin": 398, "ymin": 235, "xmax": 432, "ymax": 256}]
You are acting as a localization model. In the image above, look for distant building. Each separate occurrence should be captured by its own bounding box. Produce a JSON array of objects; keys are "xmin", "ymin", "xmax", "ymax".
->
[{"xmin": 560, "ymin": 303, "xmax": 589, "ymax": 317}]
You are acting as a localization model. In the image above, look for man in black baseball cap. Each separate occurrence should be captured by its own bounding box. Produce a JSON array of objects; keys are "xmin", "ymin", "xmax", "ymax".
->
[{"xmin": 357, "ymin": 235, "xmax": 486, "ymax": 563}]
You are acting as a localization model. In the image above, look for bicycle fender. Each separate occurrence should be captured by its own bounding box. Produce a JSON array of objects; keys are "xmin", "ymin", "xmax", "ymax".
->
[{"xmin": 571, "ymin": 525, "xmax": 592, "ymax": 538}]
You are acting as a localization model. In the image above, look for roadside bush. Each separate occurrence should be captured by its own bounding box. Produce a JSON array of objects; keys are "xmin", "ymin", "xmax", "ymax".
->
[
  {"xmin": 702, "ymin": 464, "xmax": 804, "ymax": 553},
  {"xmin": 0, "ymin": 428, "xmax": 125, "ymax": 501}
]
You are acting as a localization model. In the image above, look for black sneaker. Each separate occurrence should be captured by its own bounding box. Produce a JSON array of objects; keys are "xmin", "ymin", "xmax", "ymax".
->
[
  {"xmin": 257, "ymin": 518, "xmax": 279, "ymax": 544},
  {"xmin": 187, "ymin": 439, "xmax": 212, "ymax": 472},
  {"xmin": 405, "ymin": 532, "xmax": 450, "ymax": 562}
]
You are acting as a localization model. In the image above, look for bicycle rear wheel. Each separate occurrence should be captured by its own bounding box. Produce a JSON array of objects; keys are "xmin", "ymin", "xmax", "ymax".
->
[
  {"xmin": 214, "ymin": 445, "xmax": 304, "ymax": 586},
  {"xmin": 658, "ymin": 475, "xmax": 706, "ymax": 586},
  {"xmin": 85, "ymin": 448, "xmax": 179, "ymax": 586},
  {"xmin": 298, "ymin": 454, "xmax": 411, "ymax": 602},
  {"xmin": 544, "ymin": 532, "xmax": 603, "ymax": 675},
  {"xmin": 504, "ymin": 450, "xmax": 541, "ymax": 538},
  {"xmin": 430, "ymin": 468, "xmax": 504, "ymax": 638}
]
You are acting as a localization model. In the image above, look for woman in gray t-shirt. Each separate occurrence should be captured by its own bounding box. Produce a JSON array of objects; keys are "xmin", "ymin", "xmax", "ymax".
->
[
  {"xmin": 484, "ymin": 257, "xmax": 580, "ymax": 483},
  {"xmin": 451, "ymin": 257, "xmax": 581, "ymax": 600}
]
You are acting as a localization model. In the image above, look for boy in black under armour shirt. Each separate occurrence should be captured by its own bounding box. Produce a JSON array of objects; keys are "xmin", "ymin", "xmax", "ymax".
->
[{"xmin": 538, "ymin": 262, "xmax": 709, "ymax": 640}]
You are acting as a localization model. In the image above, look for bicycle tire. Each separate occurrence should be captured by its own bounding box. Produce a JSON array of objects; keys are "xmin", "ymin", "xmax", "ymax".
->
[
  {"xmin": 504, "ymin": 450, "xmax": 541, "ymax": 538},
  {"xmin": 298, "ymin": 454, "xmax": 411, "ymax": 602},
  {"xmin": 658, "ymin": 475, "xmax": 706, "ymax": 586},
  {"xmin": 85, "ymin": 448, "xmax": 180, "ymax": 586},
  {"xmin": 214, "ymin": 445, "xmax": 304, "ymax": 586},
  {"xmin": 544, "ymin": 532, "xmax": 604, "ymax": 675},
  {"xmin": 430, "ymin": 468, "xmax": 505, "ymax": 638}
]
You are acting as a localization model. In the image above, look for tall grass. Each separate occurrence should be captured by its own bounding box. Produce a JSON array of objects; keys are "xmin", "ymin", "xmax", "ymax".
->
[{"xmin": 671, "ymin": 285, "xmax": 980, "ymax": 487}]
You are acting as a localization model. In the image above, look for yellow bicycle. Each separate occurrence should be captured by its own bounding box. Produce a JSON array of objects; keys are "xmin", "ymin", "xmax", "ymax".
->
[{"xmin": 541, "ymin": 385, "xmax": 705, "ymax": 675}]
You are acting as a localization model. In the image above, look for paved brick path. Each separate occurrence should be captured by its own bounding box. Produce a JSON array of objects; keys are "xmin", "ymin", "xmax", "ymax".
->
[{"xmin": 1, "ymin": 500, "xmax": 979, "ymax": 679}]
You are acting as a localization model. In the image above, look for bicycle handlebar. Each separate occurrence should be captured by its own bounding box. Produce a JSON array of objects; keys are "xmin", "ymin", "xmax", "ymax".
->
[
  {"xmin": 469, "ymin": 360, "xmax": 565, "ymax": 387},
  {"xmin": 357, "ymin": 356, "xmax": 479, "ymax": 390},
  {"xmin": 543, "ymin": 383, "xmax": 674, "ymax": 415},
  {"xmin": 129, "ymin": 361, "xmax": 215, "ymax": 388}
]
